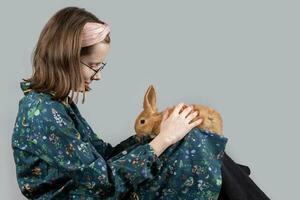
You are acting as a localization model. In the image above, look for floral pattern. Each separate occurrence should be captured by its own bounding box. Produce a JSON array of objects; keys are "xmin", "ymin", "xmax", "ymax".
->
[
  {"xmin": 123, "ymin": 127, "xmax": 227, "ymax": 200},
  {"xmin": 12, "ymin": 81, "xmax": 228, "ymax": 199}
]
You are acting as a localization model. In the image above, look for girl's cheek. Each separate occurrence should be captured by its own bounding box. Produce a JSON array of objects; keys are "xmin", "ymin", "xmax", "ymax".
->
[{"xmin": 82, "ymin": 69, "xmax": 91, "ymax": 80}]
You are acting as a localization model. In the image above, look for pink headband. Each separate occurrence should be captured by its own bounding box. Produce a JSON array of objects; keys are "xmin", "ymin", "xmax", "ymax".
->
[{"xmin": 81, "ymin": 22, "xmax": 111, "ymax": 47}]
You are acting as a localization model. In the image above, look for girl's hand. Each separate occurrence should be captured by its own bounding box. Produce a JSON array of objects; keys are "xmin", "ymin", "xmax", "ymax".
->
[{"xmin": 158, "ymin": 102, "xmax": 203, "ymax": 146}]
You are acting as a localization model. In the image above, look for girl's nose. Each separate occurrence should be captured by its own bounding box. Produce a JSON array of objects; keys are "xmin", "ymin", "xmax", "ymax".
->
[{"xmin": 92, "ymin": 72, "xmax": 101, "ymax": 80}]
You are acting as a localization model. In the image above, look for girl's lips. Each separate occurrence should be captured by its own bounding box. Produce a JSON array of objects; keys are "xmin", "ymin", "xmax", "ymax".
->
[
  {"xmin": 84, "ymin": 84, "xmax": 91, "ymax": 91},
  {"xmin": 84, "ymin": 81, "xmax": 93, "ymax": 91}
]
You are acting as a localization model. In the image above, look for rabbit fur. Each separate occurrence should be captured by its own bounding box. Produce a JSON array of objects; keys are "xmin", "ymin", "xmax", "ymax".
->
[{"xmin": 134, "ymin": 85, "xmax": 223, "ymax": 142}]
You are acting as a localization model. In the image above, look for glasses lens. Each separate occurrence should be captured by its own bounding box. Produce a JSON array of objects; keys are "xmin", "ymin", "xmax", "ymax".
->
[
  {"xmin": 100, "ymin": 62, "xmax": 106, "ymax": 70},
  {"xmin": 81, "ymin": 60, "xmax": 107, "ymax": 80}
]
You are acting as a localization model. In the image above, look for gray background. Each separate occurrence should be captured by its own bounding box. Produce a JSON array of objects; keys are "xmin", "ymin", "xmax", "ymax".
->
[{"xmin": 1, "ymin": 1, "xmax": 298, "ymax": 199}]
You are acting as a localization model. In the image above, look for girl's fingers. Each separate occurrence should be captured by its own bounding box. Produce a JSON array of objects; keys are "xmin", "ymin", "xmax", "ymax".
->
[
  {"xmin": 162, "ymin": 109, "xmax": 168, "ymax": 121},
  {"xmin": 172, "ymin": 103, "xmax": 185, "ymax": 116},
  {"xmin": 189, "ymin": 118, "xmax": 203, "ymax": 127},
  {"xmin": 186, "ymin": 111, "xmax": 199, "ymax": 122},
  {"xmin": 180, "ymin": 105, "xmax": 194, "ymax": 118}
]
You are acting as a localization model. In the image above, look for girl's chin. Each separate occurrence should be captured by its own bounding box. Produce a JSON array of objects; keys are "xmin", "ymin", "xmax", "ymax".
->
[{"xmin": 77, "ymin": 85, "xmax": 91, "ymax": 92}]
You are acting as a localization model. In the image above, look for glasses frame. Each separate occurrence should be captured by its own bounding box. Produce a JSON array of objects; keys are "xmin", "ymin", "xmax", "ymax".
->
[{"xmin": 80, "ymin": 60, "xmax": 107, "ymax": 80}]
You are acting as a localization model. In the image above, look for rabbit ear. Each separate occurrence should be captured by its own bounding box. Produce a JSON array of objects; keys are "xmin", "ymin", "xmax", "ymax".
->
[{"xmin": 143, "ymin": 85, "xmax": 157, "ymax": 113}]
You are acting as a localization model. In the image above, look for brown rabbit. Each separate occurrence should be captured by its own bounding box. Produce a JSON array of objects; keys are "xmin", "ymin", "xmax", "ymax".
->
[{"xmin": 134, "ymin": 85, "xmax": 223, "ymax": 142}]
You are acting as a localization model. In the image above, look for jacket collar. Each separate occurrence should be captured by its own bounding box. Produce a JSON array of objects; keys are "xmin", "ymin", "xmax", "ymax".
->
[{"xmin": 20, "ymin": 81, "xmax": 32, "ymax": 95}]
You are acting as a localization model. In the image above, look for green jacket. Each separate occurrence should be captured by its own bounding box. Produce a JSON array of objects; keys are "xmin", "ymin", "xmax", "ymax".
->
[{"xmin": 12, "ymin": 81, "xmax": 227, "ymax": 199}]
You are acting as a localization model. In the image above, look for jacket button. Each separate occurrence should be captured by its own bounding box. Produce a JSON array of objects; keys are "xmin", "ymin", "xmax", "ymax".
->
[{"xmin": 131, "ymin": 192, "xmax": 139, "ymax": 200}]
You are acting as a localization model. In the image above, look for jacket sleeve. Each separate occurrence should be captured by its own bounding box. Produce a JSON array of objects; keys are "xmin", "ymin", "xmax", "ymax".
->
[
  {"xmin": 87, "ymin": 130, "xmax": 114, "ymax": 160},
  {"xmin": 75, "ymin": 108, "xmax": 141, "ymax": 161},
  {"xmin": 89, "ymin": 130, "xmax": 143, "ymax": 160},
  {"xmin": 21, "ymin": 101, "xmax": 161, "ymax": 199}
]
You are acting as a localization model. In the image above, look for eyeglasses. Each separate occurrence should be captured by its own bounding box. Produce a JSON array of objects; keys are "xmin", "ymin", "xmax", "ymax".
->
[{"xmin": 80, "ymin": 60, "xmax": 107, "ymax": 80}]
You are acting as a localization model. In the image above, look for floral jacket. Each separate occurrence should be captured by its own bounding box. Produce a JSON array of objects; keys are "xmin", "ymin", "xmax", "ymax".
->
[{"xmin": 12, "ymin": 81, "xmax": 228, "ymax": 200}]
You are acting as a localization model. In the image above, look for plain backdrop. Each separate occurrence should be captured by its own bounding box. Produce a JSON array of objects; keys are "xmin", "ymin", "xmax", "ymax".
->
[{"xmin": 1, "ymin": 1, "xmax": 299, "ymax": 199}]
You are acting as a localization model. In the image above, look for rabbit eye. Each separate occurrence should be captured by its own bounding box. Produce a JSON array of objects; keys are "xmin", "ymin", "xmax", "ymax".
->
[{"xmin": 140, "ymin": 119, "xmax": 145, "ymax": 124}]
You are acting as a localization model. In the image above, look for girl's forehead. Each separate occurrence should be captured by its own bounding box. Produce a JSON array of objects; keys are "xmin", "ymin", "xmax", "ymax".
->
[
  {"xmin": 90, "ymin": 42, "xmax": 110, "ymax": 59},
  {"xmin": 81, "ymin": 43, "xmax": 110, "ymax": 64}
]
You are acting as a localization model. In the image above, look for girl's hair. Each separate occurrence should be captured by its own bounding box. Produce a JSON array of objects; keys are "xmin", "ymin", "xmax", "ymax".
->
[{"xmin": 23, "ymin": 6, "xmax": 111, "ymax": 104}]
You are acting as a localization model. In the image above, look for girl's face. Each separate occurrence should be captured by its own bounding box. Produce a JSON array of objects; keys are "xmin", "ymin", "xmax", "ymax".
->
[{"xmin": 79, "ymin": 42, "xmax": 110, "ymax": 92}]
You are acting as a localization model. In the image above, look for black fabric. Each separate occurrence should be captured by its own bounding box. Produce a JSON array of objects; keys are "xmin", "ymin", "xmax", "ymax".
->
[{"xmin": 218, "ymin": 152, "xmax": 271, "ymax": 200}]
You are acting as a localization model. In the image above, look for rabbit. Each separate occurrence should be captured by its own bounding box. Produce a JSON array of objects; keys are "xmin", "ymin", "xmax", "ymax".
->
[{"xmin": 134, "ymin": 85, "xmax": 223, "ymax": 142}]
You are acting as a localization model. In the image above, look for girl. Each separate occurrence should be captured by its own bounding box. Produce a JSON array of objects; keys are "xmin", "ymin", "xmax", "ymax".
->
[
  {"xmin": 12, "ymin": 6, "xmax": 205, "ymax": 199},
  {"xmin": 12, "ymin": 6, "xmax": 269, "ymax": 200}
]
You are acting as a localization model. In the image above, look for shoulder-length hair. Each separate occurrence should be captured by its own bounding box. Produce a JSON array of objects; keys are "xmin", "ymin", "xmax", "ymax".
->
[{"xmin": 23, "ymin": 6, "xmax": 111, "ymax": 104}]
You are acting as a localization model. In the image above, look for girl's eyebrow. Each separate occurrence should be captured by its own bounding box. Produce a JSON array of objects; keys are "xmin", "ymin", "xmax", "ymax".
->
[
  {"xmin": 88, "ymin": 61, "xmax": 101, "ymax": 65},
  {"xmin": 89, "ymin": 60, "xmax": 104, "ymax": 65}
]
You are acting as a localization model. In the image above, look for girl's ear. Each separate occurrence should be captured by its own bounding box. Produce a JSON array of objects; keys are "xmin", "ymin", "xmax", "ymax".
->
[{"xmin": 143, "ymin": 85, "xmax": 157, "ymax": 113}]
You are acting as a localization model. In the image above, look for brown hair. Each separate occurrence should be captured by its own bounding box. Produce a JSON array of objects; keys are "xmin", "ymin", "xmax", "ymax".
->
[{"xmin": 23, "ymin": 6, "xmax": 111, "ymax": 104}]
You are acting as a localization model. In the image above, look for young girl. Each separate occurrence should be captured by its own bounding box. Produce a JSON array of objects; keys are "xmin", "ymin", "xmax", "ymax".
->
[
  {"xmin": 11, "ymin": 6, "xmax": 206, "ymax": 199},
  {"xmin": 12, "ymin": 6, "xmax": 269, "ymax": 200}
]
